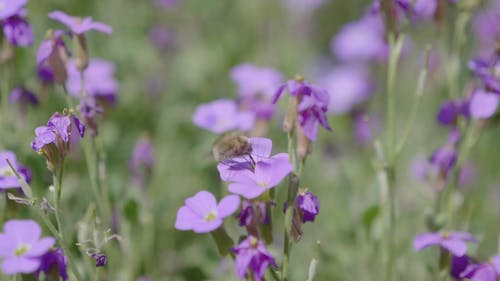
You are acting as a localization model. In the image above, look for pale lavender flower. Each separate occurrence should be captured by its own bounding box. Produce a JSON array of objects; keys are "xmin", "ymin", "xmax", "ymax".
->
[
  {"xmin": 2, "ymin": 16, "xmax": 32, "ymax": 47},
  {"xmin": 48, "ymin": 11, "xmax": 112, "ymax": 35},
  {"xmin": 353, "ymin": 113, "xmax": 380, "ymax": 145},
  {"xmin": 175, "ymin": 191, "xmax": 240, "ymax": 233},
  {"xmin": 129, "ymin": 136, "xmax": 154, "ymax": 189},
  {"xmin": 232, "ymin": 236, "xmax": 277, "ymax": 281},
  {"xmin": 0, "ymin": 220, "xmax": 55, "ymax": 275},
  {"xmin": 469, "ymin": 89, "xmax": 499, "ymax": 119},
  {"xmin": 296, "ymin": 191, "xmax": 319, "ymax": 223},
  {"xmin": 193, "ymin": 99, "xmax": 256, "ymax": 133},
  {"xmin": 461, "ymin": 262, "xmax": 499, "ymax": 281},
  {"xmin": 413, "ymin": 231, "xmax": 476, "ymax": 256},
  {"xmin": 0, "ymin": 150, "xmax": 31, "ymax": 190},
  {"xmin": 472, "ymin": 5, "xmax": 500, "ymax": 56},
  {"xmin": 36, "ymin": 30, "xmax": 68, "ymax": 84},
  {"xmin": 318, "ymin": 66, "xmax": 373, "ymax": 115},
  {"xmin": 0, "ymin": 0, "xmax": 27, "ymax": 21},
  {"xmin": 35, "ymin": 248, "xmax": 68, "ymax": 281},
  {"xmin": 66, "ymin": 59, "xmax": 119, "ymax": 104},
  {"xmin": 231, "ymin": 64, "xmax": 283, "ymax": 120},
  {"xmin": 274, "ymin": 79, "xmax": 331, "ymax": 141},
  {"xmin": 331, "ymin": 14, "xmax": 387, "ymax": 62},
  {"xmin": 227, "ymin": 154, "xmax": 292, "ymax": 199}
]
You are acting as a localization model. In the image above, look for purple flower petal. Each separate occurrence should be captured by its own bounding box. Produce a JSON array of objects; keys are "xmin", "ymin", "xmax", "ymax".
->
[
  {"xmin": 469, "ymin": 90, "xmax": 499, "ymax": 119},
  {"xmin": 2, "ymin": 257, "xmax": 40, "ymax": 275},
  {"xmin": 413, "ymin": 233, "xmax": 441, "ymax": 251},
  {"xmin": 217, "ymin": 195, "xmax": 240, "ymax": 218},
  {"xmin": 441, "ymin": 239, "xmax": 467, "ymax": 256}
]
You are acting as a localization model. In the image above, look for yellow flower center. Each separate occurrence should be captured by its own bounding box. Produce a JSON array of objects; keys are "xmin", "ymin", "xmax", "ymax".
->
[
  {"xmin": 0, "ymin": 167, "xmax": 13, "ymax": 177},
  {"xmin": 15, "ymin": 245, "xmax": 29, "ymax": 256},
  {"xmin": 440, "ymin": 230, "xmax": 451, "ymax": 239},
  {"xmin": 204, "ymin": 211, "xmax": 217, "ymax": 222},
  {"xmin": 257, "ymin": 182, "xmax": 268, "ymax": 188}
]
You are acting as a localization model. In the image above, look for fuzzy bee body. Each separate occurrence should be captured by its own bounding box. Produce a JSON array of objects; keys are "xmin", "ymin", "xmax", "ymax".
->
[{"xmin": 212, "ymin": 131, "xmax": 253, "ymax": 163}]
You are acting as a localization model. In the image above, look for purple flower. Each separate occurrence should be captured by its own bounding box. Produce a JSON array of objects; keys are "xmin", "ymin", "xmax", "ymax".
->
[
  {"xmin": 31, "ymin": 112, "xmax": 85, "ymax": 165},
  {"xmin": 91, "ymin": 253, "xmax": 107, "ymax": 267},
  {"xmin": 0, "ymin": 220, "xmax": 55, "ymax": 275},
  {"xmin": 129, "ymin": 136, "xmax": 154, "ymax": 189},
  {"xmin": 230, "ymin": 64, "xmax": 283, "ymax": 120},
  {"xmin": 193, "ymin": 99, "xmax": 256, "ymax": 133},
  {"xmin": 2, "ymin": 16, "xmax": 33, "ymax": 47},
  {"xmin": 48, "ymin": 11, "xmax": 112, "ymax": 35},
  {"xmin": 36, "ymin": 30, "xmax": 68, "ymax": 84},
  {"xmin": 232, "ymin": 236, "xmax": 277, "ymax": 281},
  {"xmin": 66, "ymin": 59, "xmax": 119, "ymax": 104},
  {"xmin": 413, "ymin": 230, "xmax": 476, "ymax": 256},
  {"xmin": 175, "ymin": 191, "xmax": 240, "ymax": 233},
  {"xmin": 429, "ymin": 130, "xmax": 460, "ymax": 181},
  {"xmin": 227, "ymin": 154, "xmax": 292, "ymax": 199},
  {"xmin": 0, "ymin": 150, "xmax": 31, "ymax": 190},
  {"xmin": 331, "ymin": 14, "xmax": 388, "ymax": 62},
  {"xmin": 318, "ymin": 66, "xmax": 373, "ymax": 115},
  {"xmin": 77, "ymin": 97, "xmax": 104, "ymax": 137},
  {"xmin": 35, "ymin": 248, "xmax": 68, "ymax": 281},
  {"xmin": 0, "ymin": 0, "xmax": 27, "ymax": 21},
  {"xmin": 8, "ymin": 87, "xmax": 39, "ymax": 107},
  {"xmin": 469, "ymin": 58, "xmax": 500, "ymax": 94},
  {"xmin": 450, "ymin": 255, "xmax": 476, "ymax": 280},
  {"xmin": 472, "ymin": 5, "xmax": 500, "ymax": 56},
  {"xmin": 274, "ymin": 79, "xmax": 331, "ymax": 141},
  {"xmin": 462, "ymin": 263, "xmax": 499, "ymax": 281},
  {"xmin": 437, "ymin": 99, "xmax": 470, "ymax": 126},
  {"xmin": 237, "ymin": 200, "xmax": 269, "ymax": 226},
  {"xmin": 296, "ymin": 191, "xmax": 319, "ymax": 223},
  {"xmin": 469, "ymin": 89, "xmax": 499, "ymax": 119}
]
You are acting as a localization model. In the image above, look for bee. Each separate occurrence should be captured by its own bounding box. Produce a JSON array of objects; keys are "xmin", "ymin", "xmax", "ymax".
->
[{"xmin": 212, "ymin": 131, "xmax": 253, "ymax": 163}]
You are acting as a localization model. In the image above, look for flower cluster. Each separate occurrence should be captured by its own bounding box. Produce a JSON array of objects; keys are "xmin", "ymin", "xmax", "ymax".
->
[{"xmin": 193, "ymin": 64, "xmax": 283, "ymax": 135}]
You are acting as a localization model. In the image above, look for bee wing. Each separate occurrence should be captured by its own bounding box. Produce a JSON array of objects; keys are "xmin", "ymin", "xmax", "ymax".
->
[
  {"xmin": 249, "ymin": 137, "xmax": 272, "ymax": 162},
  {"xmin": 217, "ymin": 157, "xmax": 255, "ymax": 182}
]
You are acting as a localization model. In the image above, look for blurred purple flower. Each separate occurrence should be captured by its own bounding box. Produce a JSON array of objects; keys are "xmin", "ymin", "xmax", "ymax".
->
[
  {"xmin": 0, "ymin": 0, "xmax": 27, "ymax": 21},
  {"xmin": 413, "ymin": 230, "xmax": 476, "ymax": 256},
  {"xmin": 155, "ymin": 0, "xmax": 180, "ymax": 9},
  {"xmin": 450, "ymin": 255, "xmax": 475, "ymax": 280},
  {"xmin": 458, "ymin": 162, "xmax": 476, "ymax": 188},
  {"xmin": 469, "ymin": 58, "xmax": 500, "ymax": 94},
  {"xmin": 175, "ymin": 191, "xmax": 240, "ymax": 233},
  {"xmin": 227, "ymin": 154, "xmax": 292, "ymax": 199},
  {"xmin": 437, "ymin": 99, "xmax": 470, "ymax": 126},
  {"xmin": 232, "ymin": 236, "xmax": 277, "ymax": 281},
  {"xmin": 36, "ymin": 30, "xmax": 68, "ymax": 84},
  {"xmin": 331, "ymin": 14, "xmax": 387, "ymax": 62},
  {"xmin": 66, "ymin": 59, "xmax": 119, "ymax": 104},
  {"xmin": 91, "ymin": 253, "xmax": 107, "ymax": 267},
  {"xmin": 129, "ymin": 136, "xmax": 154, "ymax": 189},
  {"xmin": 274, "ymin": 79, "xmax": 331, "ymax": 141},
  {"xmin": 0, "ymin": 150, "xmax": 31, "ymax": 190},
  {"xmin": 472, "ymin": 5, "xmax": 500, "ymax": 56},
  {"xmin": 353, "ymin": 113, "xmax": 379, "ymax": 145},
  {"xmin": 77, "ymin": 97, "xmax": 104, "ymax": 137},
  {"xmin": 2, "ymin": 16, "xmax": 32, "ymax": 47},
  {"xmin": 231, "ymin": 64, "xmax": 283, "ymax": 120},
  {"xmin": 461, "ymin": 261, "xmax": 500, "ymax": 281},
  {"xmin": 149, "ymin": 25, "xmax": 175, "ymax": 51},
  {"xmin": 0, "ymin": 220, "xmax": 55, "ymax": 275},
  {"xmin": 48, "ymin": 11, "xmax": 112, "ymax": 35},
  {"xmin": 9, "ymin": 87, "xmax": 39, "ymax": 108},
  {"xmin": 35, "ymin": 248, "xmax": 68, "ymax": 281},
  {"xmin": 193, "ymin": 99, "xmax": 256, "ymax": 133},
  {"xmin": 318, "ymin": 66, "xmax": 373, "ymax": 115},
  {"xmin": 469, "ymin": 89, "xmax": 499, "ymax": 119},
  {"xmin": 296, "ymin": 191, "xmax": 319, "ymax": 223}
]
